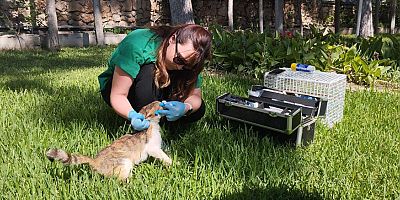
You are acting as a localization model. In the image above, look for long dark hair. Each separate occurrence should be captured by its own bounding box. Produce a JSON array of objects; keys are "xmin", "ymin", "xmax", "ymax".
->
[{"xmin": 150, "ymin": 24, "xmax": 212, "ymax": 100}]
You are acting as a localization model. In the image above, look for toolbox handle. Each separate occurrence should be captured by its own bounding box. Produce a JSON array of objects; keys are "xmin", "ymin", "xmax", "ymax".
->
[
  {"xmin": 248, "ymin": 96, "xmax": 316, "ymax": 116},
  {"xmin": 251, "ymin": 85, "xmax": 319, "ymax": 107},
  {"xmin": 249, "ymin": 96, "xmax": 301, "ymax": 114}
]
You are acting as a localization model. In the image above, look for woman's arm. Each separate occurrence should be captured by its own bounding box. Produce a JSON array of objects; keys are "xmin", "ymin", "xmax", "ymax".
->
[
  {"xmin": 184, "ymin": 88, "xmax": 202, "ymax": 114},
  {"xmin": 110, "ymin": 66, "xmax": 134, "ymax": 119}
]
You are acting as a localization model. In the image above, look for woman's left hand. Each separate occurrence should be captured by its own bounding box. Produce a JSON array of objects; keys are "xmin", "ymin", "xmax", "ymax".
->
[{"xmin": 156, "ymin": 101, "xmax": 186, "ymax": 121}]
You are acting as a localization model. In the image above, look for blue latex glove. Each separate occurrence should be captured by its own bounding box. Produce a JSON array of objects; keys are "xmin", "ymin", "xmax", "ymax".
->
[
  {"xmin": 155, "ymin": 101, "xmax": 186, "ymax": 121},
  {"xmin": 128, "ymin": 109, "xmax": 149, "ymax": 131}
]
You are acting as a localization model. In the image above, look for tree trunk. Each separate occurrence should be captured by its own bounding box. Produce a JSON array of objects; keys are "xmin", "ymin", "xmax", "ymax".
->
[
  {"xmin": 29, "ymin": 0, "xmax": 37, "ymax": 33},
  {"xmin": 93, "ymin": 0, "xmax": 104, "ymax": 46},
  {"xmin": 259, "ymin": 0, "xmax": 264, "ymax": 33},
  {"xmin": 228, "ymin": 0, "xmax": 233, "ymax": 31},
  {"xmin": 169, "ymin": 0, "xmax": 194, "ymax": 25},
  {"xmin": 274, "ymin": 0, "xmax": 284, "ymax": 33},
  {"xmin": 295, "ymin": 0, "xmax": 303, "ymax": 36},
  {"xmin": 359, "ymin": 0, "xmax": 374, "ymax": 37},
  {"xmin": 356, "ymin": 0, "xmax": 363, "ymax": 36},
  {"xmin": 334, "ymin": 0, "xmax": 340, "ymax": 34},
  {"xmin": 312, "ymin": 0, "xmax": 318, "ymax": 15},
  {"xmin": 374, "ymin": 0, "xmax": 381, "ymax": 33},
  {"xmin": 390, "ymin": 0, "xmax": 397, "ymax": 34},
  {"xmin": 46, "ymin": 0, "xmax": 59, "ymax": 51}
]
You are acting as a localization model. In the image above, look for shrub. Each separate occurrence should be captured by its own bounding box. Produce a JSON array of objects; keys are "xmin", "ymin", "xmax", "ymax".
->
[{"xmin": 208, "ymin": 25, "xmax": 399, "ymax": 85}]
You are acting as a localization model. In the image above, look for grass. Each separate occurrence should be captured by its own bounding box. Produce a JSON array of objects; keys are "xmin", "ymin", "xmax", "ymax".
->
[{"xmin": 0, "ymin": 47, "xmax": 399, "ymax": 199}]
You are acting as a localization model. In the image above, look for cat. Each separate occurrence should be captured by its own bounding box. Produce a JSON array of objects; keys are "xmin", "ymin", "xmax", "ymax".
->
[{"xmin": 46, "ymin": 101, "xmax": 172, "ymax": 182}]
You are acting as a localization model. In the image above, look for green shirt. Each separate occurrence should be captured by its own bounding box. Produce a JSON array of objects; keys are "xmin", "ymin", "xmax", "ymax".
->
[{"xmin": 98, "ymin": 29, "xmax": 202, "ymax": 92}]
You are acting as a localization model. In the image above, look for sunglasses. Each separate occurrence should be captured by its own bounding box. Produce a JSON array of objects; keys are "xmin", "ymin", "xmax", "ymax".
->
[{"xmin": 173, "ymin": 37, "xmax": 191, "ymax": 69}]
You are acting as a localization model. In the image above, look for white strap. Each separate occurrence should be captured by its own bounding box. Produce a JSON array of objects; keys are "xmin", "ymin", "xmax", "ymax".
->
[{"xmin": 184, "ymin": 103, "xmax": 193, "ymax": 111}]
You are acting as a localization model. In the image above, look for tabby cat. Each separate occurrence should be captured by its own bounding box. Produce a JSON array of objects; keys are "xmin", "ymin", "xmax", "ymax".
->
[{"xmin": 46, "ymin": 101, "xmax": 172, "ymax": 182}]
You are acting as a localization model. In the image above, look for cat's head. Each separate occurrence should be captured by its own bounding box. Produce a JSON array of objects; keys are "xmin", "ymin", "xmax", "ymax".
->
[{"xmin": 139, "ymin": 101, "xmax": 162, "ymax": 122}]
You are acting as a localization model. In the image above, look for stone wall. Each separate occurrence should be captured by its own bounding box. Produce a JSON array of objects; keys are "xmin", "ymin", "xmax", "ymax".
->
[
  {"xmin": 1, "ymin": 0, "xmax": 335, "ymax": 32},
  {"xmin": 10, "ymin": 0, "xmax": 393, "ymax": 34},
  {"xmin": 54, "ymin": 0, "xmax": 172, "ymax": 28}
]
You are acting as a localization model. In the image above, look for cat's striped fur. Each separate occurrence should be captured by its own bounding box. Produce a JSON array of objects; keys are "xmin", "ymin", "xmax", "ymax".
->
[{"xmin": 46, "ymin": 101, "xmax": 171, "ymax": 182}]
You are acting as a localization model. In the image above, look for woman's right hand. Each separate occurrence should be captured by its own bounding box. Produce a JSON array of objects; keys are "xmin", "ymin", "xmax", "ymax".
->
[
  {"xmin": 156, "ymin": 101, "xmax": 187, "ymax": 121},
  {"xmin": 128, "ymin": 109, "xmax": 149, "ymax": 131}
]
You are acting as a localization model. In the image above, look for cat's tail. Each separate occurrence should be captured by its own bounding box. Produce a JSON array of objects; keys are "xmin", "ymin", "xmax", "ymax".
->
[{"xmin": 46, "ymin": 148, "xmax": 94, "ymax": 166}]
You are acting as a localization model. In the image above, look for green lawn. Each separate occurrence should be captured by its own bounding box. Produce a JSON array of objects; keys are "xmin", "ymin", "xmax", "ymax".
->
[{"xmin": 0, "ymin": 47, "xmax": 399, "ymax": 199}]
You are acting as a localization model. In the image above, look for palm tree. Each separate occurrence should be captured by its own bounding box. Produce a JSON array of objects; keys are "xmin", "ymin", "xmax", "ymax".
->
[
  {"xmin": 359, "ymin": 0, "xmax": 374, "ymax": 37},
  {"xmin": 29, "ymin": 0, "xmax": 37, "ymax": 33},
  {"xmin": 275, "ymin": 0, "xmax": 284, "ymax": 33},
  {"xmin": 334, "ymin": 0, "xmax": 341, "ymax": 33},
  {"xmin": 169, "ymin": 0, "xmax": 194, "ymax": 25},
  {"xmin": 46, "ymin": 0, "xmax": 59, "ymax": 51},
  {"xmin": 373, "ymin": 0, "xmax": 381, "ymax": 33},
  {"xmin": 295, "ymin": 0, "xmax": 303, "ymax": 35},
  {"xmin": 259, "ymin": 0, "xmax": 264, "ymax": 33},
  {"xmin": 93, "ymin": 0, "xmax": 104, "ymax": 46},
  {"xmin": 390, "ymin": 0, "xmax": 397, "ymax": 34},
  {"xmin": 228, "ymin": 0, "xmax": 234, "ymax": 31}
]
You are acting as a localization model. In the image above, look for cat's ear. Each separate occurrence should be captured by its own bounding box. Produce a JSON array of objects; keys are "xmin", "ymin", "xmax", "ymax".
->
[
  {"xmin": 145, "ymin": 110, "xmax": 154, "ymax": 118},
  {"xmin": 142, "ymin": 101, "xmax": 161, "ymax": 118}
]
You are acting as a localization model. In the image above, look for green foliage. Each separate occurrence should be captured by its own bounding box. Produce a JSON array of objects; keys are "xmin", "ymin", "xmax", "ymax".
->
[
  {"xmin": 209, "ymin": 25, "xmax": 400, "ymax": 86},
  {"xmin": 210, "ymin": 25, "xmax": 270, "ymax": 77},
  {"xmin": 324, "ymin": 44, "xmax": 392, "ymax": 85},
  {"xmin": 104, "ymin": 27, "xmax": 132, "ymax": 34},
  {"xmin": 209, "ymin": 25, "xmax": 329, "ymax": 79}
]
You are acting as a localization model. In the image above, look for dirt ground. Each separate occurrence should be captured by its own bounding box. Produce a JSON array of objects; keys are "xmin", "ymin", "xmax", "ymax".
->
[{"xmin": 347, "ymin": 80, "xmax": 400, "ymax": 92}]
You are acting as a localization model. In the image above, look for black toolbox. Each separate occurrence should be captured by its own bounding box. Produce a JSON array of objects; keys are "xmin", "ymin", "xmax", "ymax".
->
[{"xmin": 216, "ymin": 85, "xmax": 327, "ymax": 146}]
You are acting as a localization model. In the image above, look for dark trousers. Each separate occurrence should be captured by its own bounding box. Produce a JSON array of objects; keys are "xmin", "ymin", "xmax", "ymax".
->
[{"xmin": 101, "ymin": 63, "xmax": 206, "ymax": 124}]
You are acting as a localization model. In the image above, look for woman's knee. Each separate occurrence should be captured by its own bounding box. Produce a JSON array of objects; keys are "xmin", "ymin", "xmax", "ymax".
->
[
  {"xmin": 180, "ymin": 99, "xmax": 206, "ymax": 123},
  {"xmin": 101, "ymin": 78, "xmax": 112, "ymax": 107}
]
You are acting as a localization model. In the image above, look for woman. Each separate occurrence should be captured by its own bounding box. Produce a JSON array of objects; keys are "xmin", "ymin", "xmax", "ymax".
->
[{"xmin": 98, "ymin": 24, "xmax": 212, "ymax": 131}]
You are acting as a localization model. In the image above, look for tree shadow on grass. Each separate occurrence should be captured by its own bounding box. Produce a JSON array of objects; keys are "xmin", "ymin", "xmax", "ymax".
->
[
  {"xmin": 166, "ymin": 125, "xmax": 312, "ymax": 200},
  {"xmin": 46, "ymin": 163, "xmax": 95, "ymax": 181},
  {"xmin": 164, "ymin": 98, "xmax": 314, "ymax": 199},
  {"xmin": 2, "ymin": 78, "xmax": 56, "ymax": 93},
  {"xmin": 216, "ymin": 118, "xmax": 310, "ymax": 146},
  {"xmin": 170, "ymin": 113, "xmax": 306, "ymax": 172},
  {"xmin": 2, "ymin": 77, "xmax": 125, "ymax": 138},
  {"xmin": 0, "ymin": 47, "xmax": 113, "ymax": 75},
  {"xmin": 218, "ymin": 185, "xmax": 324, "ymax": 200},
  {"xmin": 0, "ymin": 47, "xmax": 144, "ymax": 139}
]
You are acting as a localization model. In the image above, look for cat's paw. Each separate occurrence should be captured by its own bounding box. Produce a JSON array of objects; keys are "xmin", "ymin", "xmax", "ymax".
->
[
  {"xmin": 173, "ymin": 160, "xmax": 181, "ymax": 166},
  {"xmin": 163, "ymin": 157, "xmax": 173, "ymax": 166}
]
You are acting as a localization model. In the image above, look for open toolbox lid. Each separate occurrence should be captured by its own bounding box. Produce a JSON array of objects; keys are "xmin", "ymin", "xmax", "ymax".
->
[{"xmin": 248, "ymin": 85, "xmax": 327, "ymax": 117}]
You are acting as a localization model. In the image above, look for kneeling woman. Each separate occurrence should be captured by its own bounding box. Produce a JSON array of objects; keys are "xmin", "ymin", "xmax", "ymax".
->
[{"xmin": 98, "ymin": 24, "xmax": 212, "ymax": 131}]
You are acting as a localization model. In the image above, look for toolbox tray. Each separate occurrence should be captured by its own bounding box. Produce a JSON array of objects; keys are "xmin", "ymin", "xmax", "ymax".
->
[
  {"xmin": 249, "ymin": 85, "xmax": 327, "ymax": 117},
  {"xmin": 216, "ymin": 93, "xmax": 302, "ymax": 134}
]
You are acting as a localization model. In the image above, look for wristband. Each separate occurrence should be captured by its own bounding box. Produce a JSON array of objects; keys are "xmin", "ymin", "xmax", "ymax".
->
[{"xmin": 184, "ymin": 103, "xmax": 193, "ymax": 116}]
